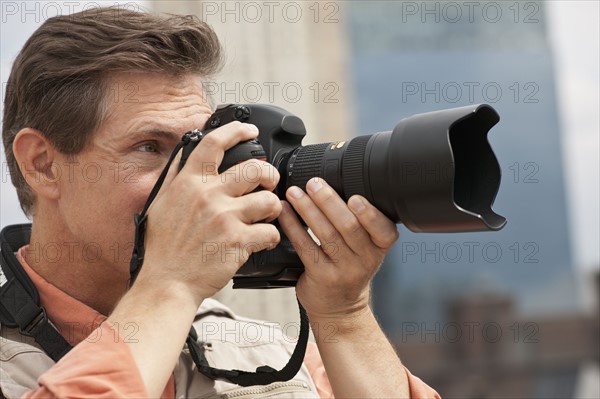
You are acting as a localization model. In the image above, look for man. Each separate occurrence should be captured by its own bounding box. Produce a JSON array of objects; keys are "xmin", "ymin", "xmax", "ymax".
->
[{"xmin": 0, "ymin": 7, "xmax": 439, "ymax": 399}]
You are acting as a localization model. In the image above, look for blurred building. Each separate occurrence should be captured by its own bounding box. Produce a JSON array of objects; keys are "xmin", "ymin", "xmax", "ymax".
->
[
  {"xmin": 346, "ymin": 0, "xmax": 579, "ymax": 322},
  {"xmin": 398, "ymin": 271, "xmax": 599, "ymax": 398}
]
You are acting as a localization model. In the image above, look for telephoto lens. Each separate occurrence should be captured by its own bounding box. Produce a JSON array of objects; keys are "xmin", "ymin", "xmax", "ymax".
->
[{"xmin": 278, "ymin": 104, "xmax": 506, "ymax": 232}]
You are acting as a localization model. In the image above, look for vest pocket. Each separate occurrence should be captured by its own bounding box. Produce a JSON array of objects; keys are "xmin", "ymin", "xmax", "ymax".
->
[
  {"xmin": 186, "ymin": 316, "xmax": 320, "ymax": 398},
  {"xmin": 217, "ymin": 379, "xmax": 312, "ymax": 399},
  {"xmin": 191, "ymin": 339, "xmax": 320, "ymax": 398}
]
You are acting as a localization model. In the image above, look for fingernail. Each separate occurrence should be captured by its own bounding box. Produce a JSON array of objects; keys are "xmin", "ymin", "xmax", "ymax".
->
[
  {"xmin": 349, "ymin": 196, "xmax": 366, "ymax": 213},
  {"xmin": 288, "ymin": 186, "xmax": 304, "ymax": 199},
  {"xmin": 307, "ymin": 178, "xmax": 323, "ymax": 193},
  {"xmin": 244, "ymin": 123, "xmax": 258, "ymax": 132}
]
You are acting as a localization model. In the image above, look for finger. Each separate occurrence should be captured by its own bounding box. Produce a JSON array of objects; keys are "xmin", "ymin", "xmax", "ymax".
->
[
  {"xmin": 208, "ymin": 223, "xmax": 281, "ymax": 266},
  {"xmin": 348, "ymin": 195, "xmax": 399, "ymax": 249},
  {"xmin": 285, "ymin": 186, "xmax": 349, "ymax": 259},
  {"xmin": 240, "ymin": 223, "xmax": 281, "ymax": 255},
  {"xmin": 220, "ymin": 159, "xmax": 280, "ymax": 196},
  {"xmin": 278, "ymin": 201, "xmax": 324, "ymax": 266},
  {"xmin": 236, "ymin": 190, "xmax": 282, "ymax": 224},
  {"xmin": 182, "ymin": 122, "xmax": 259, "ymax": 175},
  {"xmin": 304, "ymin": 178, "xmax": 371, "ymax": 251}
]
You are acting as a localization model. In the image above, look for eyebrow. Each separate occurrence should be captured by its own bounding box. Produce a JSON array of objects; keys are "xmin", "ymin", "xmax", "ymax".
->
[{"xmin": 128, "ymin": 128, "xmax": 184, "ymax": 143}]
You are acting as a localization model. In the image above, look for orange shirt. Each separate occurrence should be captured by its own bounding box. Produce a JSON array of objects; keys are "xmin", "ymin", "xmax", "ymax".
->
[{"xmin": 16, "ymin": 246, "xmax": 439, "ymax": 398}]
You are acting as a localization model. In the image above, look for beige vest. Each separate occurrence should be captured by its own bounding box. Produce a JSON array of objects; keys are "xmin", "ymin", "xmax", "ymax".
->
[{"xmin": 0, "ymin": 299, "xmax": 320, "ymax": 399}]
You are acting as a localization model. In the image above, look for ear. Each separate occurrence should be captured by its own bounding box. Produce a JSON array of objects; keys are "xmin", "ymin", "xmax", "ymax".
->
[{"xmin": 12, "ymin": 128, "xmax": 61, "ymax": 201}]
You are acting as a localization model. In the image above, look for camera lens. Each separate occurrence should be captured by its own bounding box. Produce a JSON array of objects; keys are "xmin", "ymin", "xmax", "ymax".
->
[{"xmin": 281, "ymin": 104, "xmax": 506, "ymax": 232}]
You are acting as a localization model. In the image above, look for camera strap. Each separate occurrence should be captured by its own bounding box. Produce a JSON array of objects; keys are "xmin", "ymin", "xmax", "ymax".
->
[
  {"xmin": 186, "ymin": 300, "xmax": 309, "ymax": 387},
  {"xmin": 130, "ymin": 131, "xmax": 310, "ymax": 386},
  {"xmin": 0, "ymin": 224, "xmax": 73, "ymax": 362},
  {"xmin": 129, "ymin": 134, "xmax": 190, "ymax": 284}
]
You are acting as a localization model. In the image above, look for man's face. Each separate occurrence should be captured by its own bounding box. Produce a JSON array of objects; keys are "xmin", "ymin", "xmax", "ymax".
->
[{"xmin": 52, "ymin": 72, "xmax": 212, "ymax": 278}]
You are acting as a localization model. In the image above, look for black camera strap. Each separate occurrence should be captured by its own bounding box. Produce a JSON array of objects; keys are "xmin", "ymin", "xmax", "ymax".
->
[
  {"xmin": 130, "ymin": 131, "xmax": 310, "ymax": 387},
  {"xmin": 129, "ymin": 135, "xmax": 190, "ymax": 284},
  {"xmin": 0, "ymin": 224, "xmax": 73, "ymax": 362},
  {"xmin": 186, "ymin": 300, "xmax": 309, "ymax": 387}
]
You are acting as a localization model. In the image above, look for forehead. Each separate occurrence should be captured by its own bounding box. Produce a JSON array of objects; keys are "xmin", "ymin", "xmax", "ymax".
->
[
  {"xmin": 107, "ymin": 71, "xmax": 205, "ymax": 99},
  {"xmin": 99, "ymin": 72, "xmax": 212, "ymax": 139}
]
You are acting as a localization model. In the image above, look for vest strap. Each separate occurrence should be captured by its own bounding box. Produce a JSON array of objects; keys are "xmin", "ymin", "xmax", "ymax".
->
[{"xmin": 0, "ymin": 230, "xmax": 72, "ymax": 362}]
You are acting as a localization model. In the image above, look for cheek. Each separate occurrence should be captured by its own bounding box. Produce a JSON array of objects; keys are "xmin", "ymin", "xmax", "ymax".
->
[
  {"xmin": 58, "ymin": 163, "xmax": 158, "ymax": 236},
  {"xmin": 99, "ymin": 175, "xmax": 158, "ymax": 226},
  {"xmin": 74, "ymin": 161, "xmax": 158, "ymax": 207},
  {"xmin": 120, "ymin": 170, "xmax": 162, "ymax": 211}
]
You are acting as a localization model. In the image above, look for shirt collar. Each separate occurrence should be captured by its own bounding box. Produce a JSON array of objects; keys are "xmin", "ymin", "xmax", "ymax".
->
[{"xmin": 17, "ymin": 245, "xmax": 106, "ymax": 346}]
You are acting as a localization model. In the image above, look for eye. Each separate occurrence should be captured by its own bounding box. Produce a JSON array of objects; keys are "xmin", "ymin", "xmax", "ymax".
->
[{"xmin": 136, "ymin": 142, "xmax": 159, "ymax": 153}]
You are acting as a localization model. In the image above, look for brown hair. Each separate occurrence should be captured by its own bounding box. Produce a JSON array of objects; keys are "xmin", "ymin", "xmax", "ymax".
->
[{"xmin": 2, "ymin": 6, "xmax": 223, "ymax": 216}]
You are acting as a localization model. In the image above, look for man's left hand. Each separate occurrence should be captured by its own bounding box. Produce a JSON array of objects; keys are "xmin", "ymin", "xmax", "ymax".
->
[{"xmin": 278, "ymin": 177, "xmax": 399, "ymax": 321}]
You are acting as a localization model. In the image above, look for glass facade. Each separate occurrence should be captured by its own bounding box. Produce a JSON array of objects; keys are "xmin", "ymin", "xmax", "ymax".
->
[{"xmin": 345, "ymin": 1, "xmax": 579, "ymax": 326}]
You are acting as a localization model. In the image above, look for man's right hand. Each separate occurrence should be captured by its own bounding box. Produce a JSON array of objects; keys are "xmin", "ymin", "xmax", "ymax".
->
[
  {"xmin": 107, "ymin": 121, "xmax": 281, "ymax": 398},
  {"xmin": 139, "ymin": 121, "xmax": 282, "ymax": 303}
]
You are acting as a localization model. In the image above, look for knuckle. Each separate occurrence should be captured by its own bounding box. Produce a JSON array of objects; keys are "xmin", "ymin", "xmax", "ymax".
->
[
  {"xmin": 229, "ymin": 120, "xmax": 244, "ymax": 130},
  {"xmin": 391, "ymin": 228, "xmax": 400, "ymax": 242},
  {"xmin": 249, "ymin": 225, "xmax": 279, "ymax": 251},
  {"xmin": 264, "ymin": 191, "xmax": 281, "ymax": 208},
  {"xmin": 341, "ymin": 217, "xmax": 362, "ymax": 235},
  {"xmin": 246, "ymin": 192, "xmax": 280, "ymax": 221},
  {"xmin": 362, "ymin": 207, "xmax": 379, "ymax": 224},
  {"xmin": 193, "ymin": 188, "xmax": 213, "ymax": 208},
  {"xmin": 229, "ymin": 231, "xmax": 245, "ymax": 249},
  {"xmin": 262, "ymin": 163, "xmax": 280, "ymax": 186},
  {"xmin": 272, "ymin": 200, "xmax": 283, "ymax": 218},
  {"xmin": 322, "ymin": 229, "xmax": 341, "ymax": 246},
  {"xmin": 267, "ymin": 163, "xmax": 279, "ymax": 177},
  {"xmin": 201, "ymin": 133, "xmax": 223, "ymax": 148},
  {"xmin": 321, "ymin": 241, "xmax": 340, "ymax": 258},
  {"xmin": 319, "ymin": 186, "xmax": 336, "ymax": 201},
  {"xmin": 239, "ymin": 249, "xmax": 251, "ymax": 264},
  {"xmin": 268, "ymin": 225, "xmax": 281, "ymax": 245},
  {"xmin": 211, "ymin": 210, "xmax": 232, "ymax": 228},
  {"xmin": 244, "ymin": 160, "xmax": 264, "ymax": 184},
  {"xmin": 244, "ymin": 241, "xmax": 262, "ymax": 255},
  {"xmin": 378, "ymin": 229, "xmax": 399, "ymax": 249},
  {"xmin": 240, "ymin": 158, "xmax": 258, "ymax": 167}
]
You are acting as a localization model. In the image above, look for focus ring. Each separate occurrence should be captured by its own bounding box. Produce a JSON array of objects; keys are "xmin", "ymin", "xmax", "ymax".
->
[{"xmin": 342, "ymin": 135, "xmax": 370, "ymax": 200}]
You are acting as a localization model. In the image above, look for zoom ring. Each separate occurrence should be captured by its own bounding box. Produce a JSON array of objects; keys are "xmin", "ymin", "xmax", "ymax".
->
[{"xmin": 287, "ymin": 143, "xmax": 329, "ymax": 191}]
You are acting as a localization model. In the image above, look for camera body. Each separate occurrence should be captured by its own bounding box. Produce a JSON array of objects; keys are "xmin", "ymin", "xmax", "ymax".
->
[
  {"xmin": 205, "ymin": 104, "xmax": 308, "ymax": 197},
  {"xmin": 180, "ymin": 103, "xmax": 506, "ymax": 289},
  {"xmin": 181, "ymin": 104, "xmax": 310, "ymax": 288}
]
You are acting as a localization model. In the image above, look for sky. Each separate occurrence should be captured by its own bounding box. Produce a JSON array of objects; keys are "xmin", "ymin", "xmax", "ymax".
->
[
  {"xmin": 545, "ymin": 1, "xmax": 599, "ymax": 272},
  {"xmin": 1, "ymin": 0, "xmax": 598, "ymax": 273}
]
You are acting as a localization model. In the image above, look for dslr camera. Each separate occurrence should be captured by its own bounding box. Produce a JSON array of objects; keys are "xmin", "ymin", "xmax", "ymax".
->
[{"xmin": 179, "ymin": 104, "xmax": 506, "ymax": 289}]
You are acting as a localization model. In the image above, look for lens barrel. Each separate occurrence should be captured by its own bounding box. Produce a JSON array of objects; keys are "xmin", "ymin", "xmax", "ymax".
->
[{"xmin": 283, "ymin": 104, "xmax": 506, "ymax": 232}]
